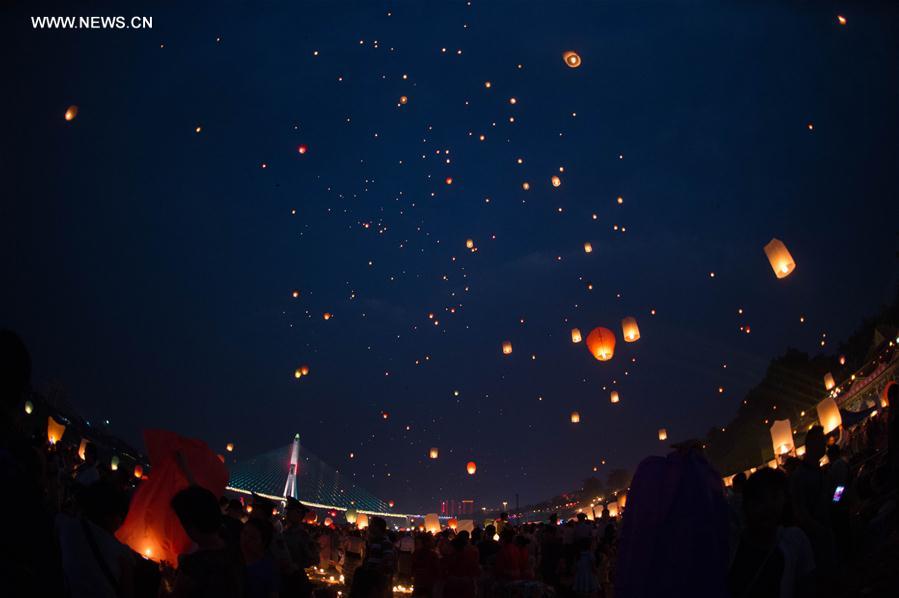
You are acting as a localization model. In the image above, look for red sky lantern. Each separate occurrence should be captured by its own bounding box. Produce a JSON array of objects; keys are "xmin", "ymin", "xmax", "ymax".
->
[
  {"xmin": 297, "ymin": 144, "xmax": 308, "ymax": 154},
  {"xmin": 586, "ymin": 326, "xmax": 616, "ymax": 361}
]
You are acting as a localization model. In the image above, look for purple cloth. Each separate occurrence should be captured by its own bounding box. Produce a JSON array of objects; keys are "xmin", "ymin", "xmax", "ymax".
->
[{"xmin": 615, "ymin": 449, "xmax": 729, "ymax": 598}]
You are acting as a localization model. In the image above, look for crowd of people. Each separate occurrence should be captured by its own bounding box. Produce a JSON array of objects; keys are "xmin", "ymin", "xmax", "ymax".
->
[{"xmin": 2, "ymin": 327, "xmax": 898, "ymax": 597}]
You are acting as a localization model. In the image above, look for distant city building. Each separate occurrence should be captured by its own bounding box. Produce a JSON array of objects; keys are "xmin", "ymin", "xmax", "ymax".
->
[{"xmin": 440, "ymin": 498, "xmax": 475, "ymax": 516}]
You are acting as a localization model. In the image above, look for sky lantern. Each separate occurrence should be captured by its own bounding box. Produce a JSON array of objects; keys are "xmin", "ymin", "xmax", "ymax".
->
[
  {"xmin": 823, "ymin": 372, "xmax": 835, "ymax": 391},
  {"xmin": 617, "ymin": 493, "xmax": 627, "ymax": 509},
  {"xmin": 297, "ymin": 144, "xmax": 308, "ymax": 154},
  {"xmin": 839, "ymin": 355, "xmax": 846, "ymax": 366},
  {"xmin": 570, "ymin": 411, "xmax": 580, "ymax": 423},
  {"xmin": 64, "ymin": 105, "xmax": 78, "ymax": 121},
  {"xmin": 816, "ymin": 397, "xmax": 842, "ymax": 434},
  {"xmin": 502, "ymin": 341, "xmax": 513, "ymax": 355},
  {"xmin": 399, "ymin": 95, "xmax": 408, "ymax": 104},
  {"xmin": 323, "ymin": 312, "xmax": 332, "ymax": 320},
  {"xmin": 551, "ymin": 175, "xmax": 561, "ymax": 187},
  {"xmin": 78, "ymin": 439, "xmax": 89, "ymax": 460},
  {"xmin": 466, "ymin": 461, "xmax": 477, "ymax": 475},
  {"xmin": 586, "ymin": 327, "xmax": 616, "ymax": 361},
  {"xmin": 110, "ymin": 455, "xmax": 120, "ymax": 471},
  {"xmin": 24, "ymin": 400, "xmax": 34, "ymax": 415},
  {"xmin": 447, "ymin": 518, "xmax": 458, "ymax": 530},
  {"xmin": 226, "ymin": 442, "xmax": 234, "ymax": 453},
  {"xmin": 571, "ymin": 328, "xmax": 582, "ymax": 343},
  {"xmin": 522, "ymin": 182, "xmax": 530, "ymax": 190},
  {"xmin": 429, "ymin": 447, "xmax": 439, "ymax": 459},
  {"xmin": 445, "ymin": 176, "xmax": 453, "ymax": 185},
  {"xmin": 607, "ymin": 503, "xmax": 619, "ymax": 517},
  {"xmin": 658, "ymin": 428, "xmax": 668, "ymax": 441},
  {"xmin": 610, "ymin": 391, "xmax": 620, "ymax": 404},
  {"xmin": 47, "ymin": 416, "xmax": 66, "ymax": 445},
  {"xmin": 133, "ymin": 464, "xmax": 144, "ymax": 479},
  {"xmin": 837, "ymin": 15, "xmax": 847, "ymax": 25},
  {"xmin": 562, "ymin": 51, "xmax": 582, "ymax": 68},
  {"xmin": 763, "ymin": 238, "xmax": 796, "ymax": 279},
  {"xmin": 388, "ymin": 500, "xmax": 395, "ymax": 508},
  {"xmin": 345, "ymin": 508, "xmax": 358, "ymax": 524},
  {"xmin": 621, "ymin": 317, "xmax": 640, "ymax": 342},
  {"xmin": 466, "ymin": 238, "xmax": 474, "ymax": 249},
  {"xmin": 583, "ymin": 242, "xmax": 593, "ymax": 253},
  {"xmin": 769, "ymin": 419, "xmax": 794, "ymax": 456},
  {"xmin": 356, "ymin": 513, "xmax": 369, "ymax": 529},
  {"xmin": 424, "ymin": 513, "xmax": 441, "ymax": 534}
]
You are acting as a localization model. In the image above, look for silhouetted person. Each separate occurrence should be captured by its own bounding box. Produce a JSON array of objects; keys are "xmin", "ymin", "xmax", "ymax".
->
[
  {"xmin": 728, "ymin": 468, "xmax": 815, "ymax": 598},
  {"xmin": 0, "ymin": 330, "xmax": 63, "ymax": 593},
  {"xmin": 165, "ymin": 485, "xmax": 242, "ymax": 597},
  {"xmin": 789, "ymin": 426, "xmax": 835, "ymax": 572}
]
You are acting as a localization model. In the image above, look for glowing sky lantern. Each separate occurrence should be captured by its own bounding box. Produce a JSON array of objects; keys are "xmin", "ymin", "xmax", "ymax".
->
[
  {"xmin": 133, "ymin": 464, "xmax": 144, "ymax": 479},
  {"xmin": 399, "ymin": 95, "xmax": 408, "ymax": 104},
  {"xmin": 64, "ymin": 105, "xmax": 78, "ymax": 121},
  {"xmin": 300, "ymin": 365, "xmax": 310, "ymax": 376},
  {"xmin": 388, "ymin": 500, "xmax": 395, "ymax": 508},
  {"xmin": 570, "ymin": 328, "xmax": 582, "ymax": 343},
  {"xmin": 466, "ymin": 238, "xmax": 474, "ymax": 249},
  {"xmin": 345, "ymin": 508, "xmax": 358, "ymax": 524},
  {"xmin": 769, "ymin": 419, "xmax": 794, "ymax": 455},
  {"xmin": 551, "ymin": 175, "xmax": 561, "ymax": 187},
  {"xmin": 763, "ymin": 238, "xmax": 796, "ymax": 279},
  {"xmin": 324, "ymin": 517, "xmax": 333, "ymax": 527},
  {"xmin": 617, "ymin": 493, "xmax": 627, "ymax": 509},
  {"xmin": 610, "ymin": 390, "xmax": 620, "ymax": 404},
  {"xmin": 583, "ymin": 242, "xmax": 593, "ymax": 253},
  {"xmin": 447, "ymin": 518, "xmax": 458, "ymax": 530},
  {"xmin": 816, "ymin": 397, "xmax": 842, "ymax": 434},
  {"xmin": 837, "ymin": 15, "xmax": 847, "ymax": 25},
  {"xmin": 424, "ymin": 513, "xmax": 441, "ymax": 534},
  {"xmin": 356, "ymin": 513, "xmax": 369, "ymax": 529},
  {"xmin": 607, "ymin": 503, "xmax": 619, "ymax": 517},
  {"xmin": 24, "ymin": 400, "xmax": 34, "ymax": 415},
  {"xmin": 570, "ymin": 411, "xmax": 580, "ymax": 423},
  {"xmin": 621, "ymin": 317, "xmax": 640, "ymax": 342},
  {"xmin": 323, "ymin": 312, "xmax": 332, "ymax": 320},
  {"xmin": 297, "ymin": 144, "xmax": 308, "ymax": 154},
  {"xmin": 294, "ymin": 367, "xmax": 303, "ymax": 379},
  {"xmin": 445, "ymin": 176, "xmax": 453, "ymax": 185},
  {"xmin": 226, "ymin": 442, "xmax": 234, "ymax": 452},
  {"xmin": 658, "ymin": 428, "xmax": 668, "ymax": 441},
  {"xmin": 823, "ymin": 372, "xmax": 835, "ymax": 391},
  {"xmin": 585, "ymin": 326, "xmax": 616, "ymax": 361},
  {"xmin": 78, "ymin": 438, "xmax": 89, "ymax": 460},
  {"xmin": 429, "ymin": 447, "xmax": 439, "ymax": 459},
  {"xmin": 110, "ymin": 455, "xmax": 120, "ymax": 471},
  {"xmin": 47, "ymin": 416, "xmax": 66, "ymax": 445},
  {"xmin": 502, "ymin": 341, "xmax": 512, "ymax": 355},
  {"xmin": 562, "ymin": 51, "xmax": 582, "ymax": 68},
  {"xmin": 466, "ymin": 461, "xmax": 477, "ymax": 475}
]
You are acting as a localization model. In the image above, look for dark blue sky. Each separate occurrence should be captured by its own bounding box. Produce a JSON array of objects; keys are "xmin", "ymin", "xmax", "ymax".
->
[{"xmin": 5, "ymin": 1, "xmax": 898, "ymax": 513}]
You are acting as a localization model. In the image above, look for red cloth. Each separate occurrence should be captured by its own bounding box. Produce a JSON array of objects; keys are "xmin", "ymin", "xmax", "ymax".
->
[{"xmin": 115, "ymin": 430, "xmax": 228, "ymax": 566}]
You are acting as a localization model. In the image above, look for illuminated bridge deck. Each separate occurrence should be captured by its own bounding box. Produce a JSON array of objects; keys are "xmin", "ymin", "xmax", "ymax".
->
[{"xmin": 227, "ymin": 443, "xmax": 412, "ymax": 520}]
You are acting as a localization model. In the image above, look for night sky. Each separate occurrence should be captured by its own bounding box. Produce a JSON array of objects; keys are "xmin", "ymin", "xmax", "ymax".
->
[{"xmin": 5, "ymin": 1, "xmax": 899, "ymax": 513}]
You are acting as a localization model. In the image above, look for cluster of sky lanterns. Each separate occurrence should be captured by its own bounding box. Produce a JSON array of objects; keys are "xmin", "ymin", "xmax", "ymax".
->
[{"xmin": 294, "ymin": 365, "xmax": 310, "ymax": 379}]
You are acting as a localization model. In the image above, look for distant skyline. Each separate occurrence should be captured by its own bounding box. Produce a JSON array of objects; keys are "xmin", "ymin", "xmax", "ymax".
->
[{"xmin": 5, "ymin": 1, "xmax": 899, "ymax": 513}]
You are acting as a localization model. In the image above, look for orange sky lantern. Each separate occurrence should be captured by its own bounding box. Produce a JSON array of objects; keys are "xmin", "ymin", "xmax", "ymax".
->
[
  {"xmin": 47, "ymin": 416, "xmax": 66, "ymax": 445},
  {"xmin": 586, "ymin": 327, "xmax": 616, "ymax": 361},
  {"xmin": 429, "ymin": 447, "xmax": 439, "ymax": 459},
  {"xmin": 621, "ymin": 317, "xmax": 640, "ymax": 342},
  {"xmin": 610, "ymin": 391, "xmax": 620, "ymax": 404},
  {"xmin": 571, "ymin": 328, "xmax": 582, "ymax": 343},
  {"xmin": 583, "ymin": 242, "xmax": 593, "ymax": 253},
  {"xmin": 823, "ymin": 372, "xmax": 835, "ymax": 391},
  {"xmin": 570, "ymin": 411, "xmax": 580, "ymax": 423},
  {"xmin": 502, "ymin": 341, "xmax": 512, "ymax": 355},
  {"xmin": 551, "ymin": 175, "xmax": 561, "ymax": 187},
  {"xmin": 562, "ymin": 51, "xmax": 582, "ymax": 68},
  {"xmin": 763, "ymin": 238, "xmax": 796, "ymax": 279},
  {"xmin": 658, "ymin": 428, "xmax": 668, "ymax": 441},
  {"xmin": 64, "ymin": 105, "xmax": 78, "ymax": 121},
  {"xmin": 133, "ymin": 464, "xmax": 144, "ymax": 479},
  {"xmin": 226, "ymin": 442, "xmax": 234, "ymax": 452},
  {"xmin": 466, "ymin": 461, "xmax": 477, "ymax": 475}
]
